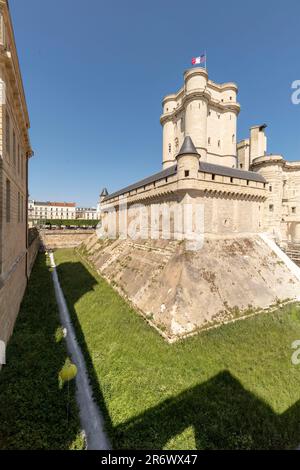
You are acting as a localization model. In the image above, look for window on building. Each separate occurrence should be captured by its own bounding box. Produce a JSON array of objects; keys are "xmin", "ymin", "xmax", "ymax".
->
[
  {"xmin": 240, "ymin": 163, "xmax": 243, "ymax": 169},
  {"xmin": 6, "ymin": 179, "xmax": 11, "ymax": 222},
  {"xmin": 184, "ymin": 170, "xmax": 190, "ymax": 177},
  {"xmin": 230, "ymin": 177, "xmax": 233, "ymax": 183},
  {"xmin": 292, "ymin": 207, "xmax": 296, "ymax": 214},
  {"xmin": 212, "ymin": 174, "xmax": 215, "ymax": 180},
  {"xmin": 168, "ymin": 143, "xmax": 171, "ymax": 153},
  {"xmin": 218, "ymin": 114, "xmax": 220, "ymax": 119},
  {"xmin": 17, "ymin": 145, "xmax": 20, "ymax": 174},
  {"xmin": 21, "ymin": 154, "xmax": 24, "ymax": 179},
  {"xmin": 17, "ymin": 192, "xmax": 20, "ymax": 223},
  {"xmin": 269, "ymin": 185, "xmax": 272, "ymax": 192},
  {"xmin": 230, "ymin": 96, "xmax": 232, "ymax": 101},
  {"xmin": 232, "ymin": 134, "xmax": 235, "ymax": 143},
  {"xmin": 269, "ymin": 204, "xmax": 274, "ymax": 212},
  {"xmin": 218, "ymin": 140, "xmax": 221, "ymax": 148},
  {"xmin": 13, "ymin": 131, "xmax": 16, "ymax": 167},
  {"xmin": 208, "ymin": 137, "xmax": 211, "ymax": 145},
  {"xmin": 6, "ymin": 111, "xmax": 10, "ymax": 158},
  {"xmin": 22, "ymin": 195, "xmax": 24, "ymax": 223}
]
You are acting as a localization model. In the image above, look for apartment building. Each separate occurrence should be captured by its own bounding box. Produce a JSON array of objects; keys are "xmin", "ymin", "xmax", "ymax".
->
[{"xmin": 28, "ymin": 200, "xmax": 76, "ymax": 221}]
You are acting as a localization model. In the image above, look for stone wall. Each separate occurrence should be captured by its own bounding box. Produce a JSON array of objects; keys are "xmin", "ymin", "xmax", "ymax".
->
[
  {"xmin": 27, "ymin": 234, "xmax": 40, "ymax": 277},
  {"xmin": 40, "ymin": 229, "xmax": 95, "ymax": 249},
  {"xmin": 79, "ymin": 233, "xmax": 300, "ymax": 341},
  {"xmin": 0, "ymin": 255, "xmax": 27, "ymax": 344}
]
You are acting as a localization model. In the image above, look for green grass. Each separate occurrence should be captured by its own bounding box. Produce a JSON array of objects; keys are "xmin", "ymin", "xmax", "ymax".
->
[
  {"xmin": 55, "ymin": 248, "xmax": 300, "ymax": 450},
  {"xmin": 0, "ymin": 254, "xmax": 84, "ymax": 450}
]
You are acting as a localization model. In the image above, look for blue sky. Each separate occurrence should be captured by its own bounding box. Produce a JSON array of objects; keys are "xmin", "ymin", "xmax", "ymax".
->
[{"xmin": 9, "ymin": 0, "xmax": 300, "ymax": 206}]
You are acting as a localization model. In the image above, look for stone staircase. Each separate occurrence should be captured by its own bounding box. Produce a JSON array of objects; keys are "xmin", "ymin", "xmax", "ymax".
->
[{"xmin": 283, "ymin": 243, "xmax": 300, "ymax": 266}]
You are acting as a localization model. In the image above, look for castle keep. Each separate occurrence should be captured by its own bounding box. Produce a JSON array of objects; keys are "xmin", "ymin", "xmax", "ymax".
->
[
  {"xmin": 100, "ymin": 67, "xmax": 300, "ymax": 246},
  {"xmin": 80, "ymin": 67, "xmax": 300, "ymax": 340}
]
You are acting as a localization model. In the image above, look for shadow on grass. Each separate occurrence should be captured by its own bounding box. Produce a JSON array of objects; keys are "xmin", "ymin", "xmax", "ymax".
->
[
  {"xmin": 0, "ymin": 255, "xmax": 84, "ymax": 450},
  {"xmin": 56, "ymin": 258, "xmax": 300, "ymax": 450}
]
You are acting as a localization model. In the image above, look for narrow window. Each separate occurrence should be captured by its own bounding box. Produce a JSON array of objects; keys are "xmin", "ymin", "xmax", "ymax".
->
[
  {"xmin": 292, "ymin": 207, "xmax": 296, "ymax": 214},
  {"xmin": 269, "ymin": 204, "xmax": 274, "ymax": 212},
  {"xmin": 212, "ymin": 174, "xmax": 215, "ymax": 180},
  {"xmin": 240, "ymin": 163, "xmax": 243, "ymax": 169},
  {"xmin": 269, "ymin": 185, "xmax": 272, "ymax": 192},
  {"xmin": 6, "ymin": 179, "xmax": 11, "ymax": 222},
  {"xmin": 17, "ymin": 145, "xmax": 20, "ymax": 174},
  {"xmin": 230, "ymin": 177, "xmax": 233, "ymax": 183},
  {"xmin": 13, "ymin": 131, "xmax": 16, "ymax": 167},
  {"xmin": 208, "ymin": 137, "xmax": 211, "ymax": 145},
  {"xmin": 168, "ymin": 143, "xmax": 171, "ymax": 153},
  {"xmin": 218, "ymin": 140, "xmax": 221, "ymax": 148},
  {"xmin": 6, "ymin": 111, "xmax": 10, "ymax": 158},
  {"xmin": 185, "ymin": 170, "xmax": 190, "ymax": 177},
  {"xmin": 17, "ymin": 192, "xmax": 20, "ymax": 223},
  {"xmin": 21, "ymin": 195, "xmax": 24, "ymax": 223},
  {"xmin": 232, "ymin": 134, "xmax": 235, "ymax": 143},
  {"xmin": 247, "ymin": 180, "xmax": 249, "ymax": 186}
]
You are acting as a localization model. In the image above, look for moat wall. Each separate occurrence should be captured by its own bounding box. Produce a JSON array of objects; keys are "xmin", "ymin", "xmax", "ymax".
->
[{"xmin": 78, "ymin": 233, "xmax": 300, "ymax": 341}]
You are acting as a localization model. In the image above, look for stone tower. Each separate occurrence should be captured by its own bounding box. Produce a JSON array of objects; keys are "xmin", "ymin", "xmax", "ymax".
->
[{"xmin": 160, "ymin": 67, "xmax": 240, "ymax": 170}]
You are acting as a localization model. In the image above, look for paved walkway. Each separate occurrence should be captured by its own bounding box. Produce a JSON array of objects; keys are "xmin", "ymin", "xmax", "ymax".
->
[{"xmin": 49, "ymin": 252, "xmax": 111, "ymax": 450}]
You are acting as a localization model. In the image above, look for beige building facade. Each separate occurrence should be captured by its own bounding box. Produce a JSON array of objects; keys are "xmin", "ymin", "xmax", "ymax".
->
[
  {"xmin": 0, "ymin": 0, "xmax": 34, "ymax": 344},
  {"xmin": 160, "ymin": 67, "xmax": 240, "ymax": 170},
  {"xmin": 100, "ymin": 67, "xmax": 300, "ymax": 248},
  {"xmin": 75, "ymin": 207, "xmax": 98, "ymax": 220},
  {"xmin": 28, "ymin": 200, "xmax": 76, "ymax": 221}
]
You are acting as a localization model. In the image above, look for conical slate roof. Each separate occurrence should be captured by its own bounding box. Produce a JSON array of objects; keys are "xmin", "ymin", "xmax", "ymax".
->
[
  {"xmin": 176, "ymin": 136, "xmax": 199, "ymax": 158},
  {"xmin": 101, "ymin": 188, "xmax": 108, "ymax": 196}
]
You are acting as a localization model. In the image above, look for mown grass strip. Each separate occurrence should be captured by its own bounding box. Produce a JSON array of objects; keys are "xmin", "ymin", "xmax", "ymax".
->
[
  {"xmin": 55, "ymin": 247, "xmax": 300, "ymax": 450},
  {"xmin": 0, "ymin": 254, "xmax": 84, "ymax": 450}
]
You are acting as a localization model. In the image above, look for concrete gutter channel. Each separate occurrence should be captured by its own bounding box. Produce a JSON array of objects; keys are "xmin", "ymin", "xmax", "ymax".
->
[{"xmin": 49, "ymin": 252, "xmax": 111, "ymax": 450}]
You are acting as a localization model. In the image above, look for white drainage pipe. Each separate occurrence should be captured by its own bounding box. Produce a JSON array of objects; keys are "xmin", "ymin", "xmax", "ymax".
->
[{"xmin": 49, "ymin": 252, "xmax": 111, "ymax": 450}]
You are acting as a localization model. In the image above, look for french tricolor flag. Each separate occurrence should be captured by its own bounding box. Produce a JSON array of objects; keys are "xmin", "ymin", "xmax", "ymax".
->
[{"xmin": 191, "ymin": 54, "xmax": 206, "ymax": 66}]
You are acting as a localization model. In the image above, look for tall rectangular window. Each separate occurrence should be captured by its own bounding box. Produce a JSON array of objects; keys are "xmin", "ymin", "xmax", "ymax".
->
[
  {"xmin": 17, "ymin": 192, "xmax": 20, "ymax": 223},
  {"xmin": 21, "ymin": 154, "xmax": 24, "ymax": 179},
  {"xmin": 17, "ymin": 144, "xmax": 20, "ymax": 174},
  {"xmin": 13, "ymin": 131, "xmax": 16, "ymax": 167},
  {"xmin": 21, "ymin": 195, "xmax": 24, "ymax": 223},
  {"xmin": 6, "ymin": 179, "xmax": 11, "ymax": 223},
  {"xmin": 5, "ymin": 111, "xmax": 10, "ymax": 158}
]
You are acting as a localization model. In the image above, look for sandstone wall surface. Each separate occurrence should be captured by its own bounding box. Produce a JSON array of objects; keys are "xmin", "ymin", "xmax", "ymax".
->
[
  {"xmin": 78, "ymin": 234, "xmax": 300, "ymax": 340},
  {"xmin": 40, "ymin": 230, "xmax": 95, "ymax": 249}
]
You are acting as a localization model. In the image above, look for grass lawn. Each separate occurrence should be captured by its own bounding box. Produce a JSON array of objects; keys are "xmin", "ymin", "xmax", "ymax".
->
[
  {"xmin": 54, "ymin": 248, "xmax": 300, "ymax": 450},
  {"xmin": 0, "ymin": 254, "xmax": 84, "ymax": 450}
]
